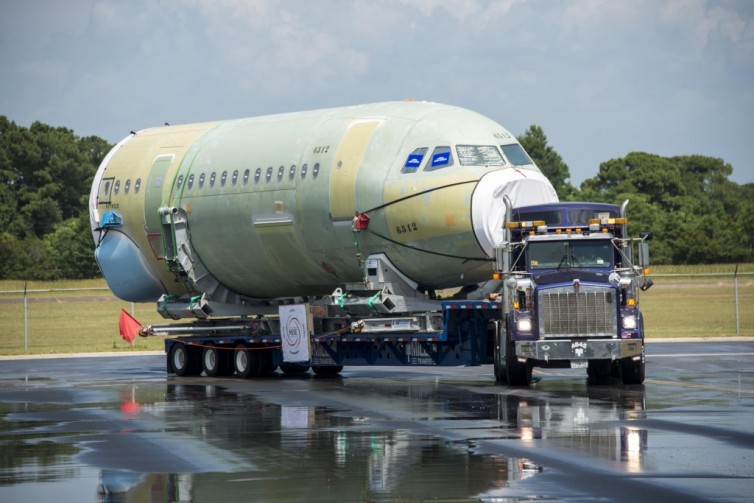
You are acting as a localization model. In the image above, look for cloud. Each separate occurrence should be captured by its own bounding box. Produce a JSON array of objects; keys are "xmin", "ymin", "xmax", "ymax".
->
[{"xmin": 0, "ymin": 0, "xmax": 752, "ymax": 183}]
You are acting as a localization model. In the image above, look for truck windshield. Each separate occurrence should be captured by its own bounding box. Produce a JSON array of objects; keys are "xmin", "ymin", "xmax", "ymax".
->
[{"xmin": 527, "ymin": 240, "xmax": 613, "ymax": 270}]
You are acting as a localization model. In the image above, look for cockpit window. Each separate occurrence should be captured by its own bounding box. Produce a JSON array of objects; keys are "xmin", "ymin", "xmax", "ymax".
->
[
  {"xmin": 425, "ymin": 146, "xmax": 453, "ymax": 171},
  {"xmin": 401, "ymin": 147, "xmax": 427, "ymax": 173},
  {"xmin": 456, "ymin": 145, "xmax": 504, "ymax": 166},
  {"xmin": 501, "ymin": 143, "xmax": 533, "ymax": 166}
]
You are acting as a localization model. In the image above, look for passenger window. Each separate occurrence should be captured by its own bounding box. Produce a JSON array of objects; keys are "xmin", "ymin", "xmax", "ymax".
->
[
  {"xmin": 199, "ymin": 173, "xmax": 206, "ymax": 188},
  {"xmin": 243, "ymin": 169, "xmax": 250, "ymax": 184},
  {"xmin": 134, "ymin": 178, "xmax": 141, "ymax": 193},
  {"xmin": 312, "ymin": 163, "xmax": 320, "ymax": 178},
  {"xmin": 277, "ymin": 165, "xmax": 284, "ymax": 181},
  {"xmin": 124, "ymin": 179, "xmax": 131, "ymax": 194},
  {"xmin": 232, "ymin": 170, "xmax": 239, "ymax": 185},
  {"xmin": 266, "ymin": 167, "xmax": 273, "ymax": 182},
  {"xmin": 187, "ymin": 174, "xmax": 194, "ymax": 189},
  {"xmin": 255, "ymin": 168, "xmax": 262, "ymax": 183},
  {"xmin": 221, "ymin": 171, "xmax": 228, "ymax": 186},
  {"xmin": 210, "ymin": 172, "xmax": 216, "ymax": 187},
  {"xmin": 501, "ymin": 143, "xmax": 534, "ymax": 166},
  {"xmin": 289, "ymin": 165, "xmax": 296, "ymax": 180},
  {"xmin": 301, "ymin": 164, "xmax": 308, "ymax": 179},
  {"xmin": 425, "ymin": 146, "xmax": 453, "ymax": 171},
  {"xmin": 176, "ymin": 174, "xmax": 184, "ymax": 188},
  {"xmin": 401, "ymin": 147, "xmax": 428, "ymax": 173},
  {"xmin": 114, "ymin": 180, "xmax": 120, "ymax": 194}
]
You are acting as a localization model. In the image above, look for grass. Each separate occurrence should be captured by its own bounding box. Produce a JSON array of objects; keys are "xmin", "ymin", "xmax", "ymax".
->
[{"xmin": 1, "ymin": 266, "xmax": 752, "ymax": 355}]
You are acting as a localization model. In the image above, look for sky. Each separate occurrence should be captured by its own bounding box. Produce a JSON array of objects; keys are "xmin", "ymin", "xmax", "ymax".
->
[{"xmin": 1, "ymin": 0, "xmax": 752, "ymax": 186}]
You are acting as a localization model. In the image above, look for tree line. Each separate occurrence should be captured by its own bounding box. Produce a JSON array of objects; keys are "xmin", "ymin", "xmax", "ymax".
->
[{"xmin": 0, "ymin": 116, "xmax": 751, "ymax": 280}]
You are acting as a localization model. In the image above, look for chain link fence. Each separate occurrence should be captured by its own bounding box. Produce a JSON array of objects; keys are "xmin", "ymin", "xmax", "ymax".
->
[{"xmin": 1, "ymin": 270, "xmax": 752, "ymax": 355}]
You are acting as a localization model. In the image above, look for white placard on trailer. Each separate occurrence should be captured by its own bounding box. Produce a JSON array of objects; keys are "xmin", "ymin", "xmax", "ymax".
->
[{"xmin": 280, "ymin": 303, "xmax": 312, "ymax": 363}]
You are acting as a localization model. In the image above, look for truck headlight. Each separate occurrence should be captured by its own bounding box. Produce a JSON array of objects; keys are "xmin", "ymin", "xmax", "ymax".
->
[
  {"xmin": 516, "ymin": 318, "xmax": 533, "ymax": 332},
  {"xmin": 622, "ymin": 315, "xmax": 637, "ymax": 330}
]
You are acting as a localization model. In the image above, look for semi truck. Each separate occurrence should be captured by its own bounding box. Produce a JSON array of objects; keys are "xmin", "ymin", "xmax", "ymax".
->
[
  {"xmin": 135, "ymin": 200, "xmax": 651, "ymax": 386},
  {"xmin": 491, "ymin": 200, "xmax": 653, "ymax": 385}
]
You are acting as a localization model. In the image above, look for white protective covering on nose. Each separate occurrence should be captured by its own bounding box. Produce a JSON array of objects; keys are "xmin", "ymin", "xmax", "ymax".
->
[{"xmin": 471, "ymin": 168, "xmax": 558, "ymax": 257}]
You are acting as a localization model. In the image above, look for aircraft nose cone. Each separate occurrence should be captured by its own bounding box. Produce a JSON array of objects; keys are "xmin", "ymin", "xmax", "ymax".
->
[{"xmin": 471, "ymin": 169, "xmax": 558, "ymax": 257}]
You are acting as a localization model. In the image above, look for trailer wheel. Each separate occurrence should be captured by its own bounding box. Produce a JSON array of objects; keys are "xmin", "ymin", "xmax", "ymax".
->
[
  {"xmin": 280, "ymin": 364, "xmax": 310, "ymax": 375},
  {"xmin": 312, "ymin": 365, "xmax": 343, "ymax": 377},
  {"xmin": 621, "ymin": 348, "xmax": 645, "ymax": 385},
  {"xmin": 258, "ymin": 349, "xmax": 276, "ymax": 376},
  {"xmin": 234, "ymin": 345, "xmax": 260, "ymax": 378},
  {"xmin": 170, "ymin": 343, "xmax": 201, "ymax": 377},
  {"xmin": 202, "ymin": 346, "xmax": 232, "ymax": 377}
]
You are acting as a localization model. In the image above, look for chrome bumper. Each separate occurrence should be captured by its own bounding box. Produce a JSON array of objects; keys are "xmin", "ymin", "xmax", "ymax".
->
[{"xmin": 515, "ymin": 339, "xmax": 643, "ymax": 361}]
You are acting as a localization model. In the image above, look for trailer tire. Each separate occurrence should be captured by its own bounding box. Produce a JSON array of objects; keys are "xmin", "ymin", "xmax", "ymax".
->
[
  {"xmin": 234, "ymin": 346, "xmax": 260, "ymax": 378},
  {"xmin": 202, "ymin": 346, "xmax": 232, "ymax": 377},
  {"xmin": 312, "ymin": 365, "xmax": 343, "ymax": 377},
  {"xmin": 280, "ymin": 364, "xmax": 310, "ymax": 375},
  {"xmin": 258, "ymin": 349, "xmax": 276, "ymax": 376},
  {"xmin": 170, "ymin": 343, "xmax": 201, "ymax": 377}
]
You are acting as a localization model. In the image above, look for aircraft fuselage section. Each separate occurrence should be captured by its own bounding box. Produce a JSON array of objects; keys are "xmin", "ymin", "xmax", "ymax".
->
[{"xmin": 90, "ymin": 101, "xmax": 557, "ymax": 302}]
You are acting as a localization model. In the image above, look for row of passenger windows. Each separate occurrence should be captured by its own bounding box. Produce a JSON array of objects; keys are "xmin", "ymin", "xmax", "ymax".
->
[
  {"xmin": 106, "ymin": 161, "xmax": 322, "ymax": 196},
  {"xmin": 174, "ymin": 163, "xmax": 321, "ymax": 191},
  {"xmin": 401, "ymin": 144, "xmax": 532, "ymax": 174},
  {"xmin": 110, "ymin": 178, "xmax": 141, "ymax": 195}
]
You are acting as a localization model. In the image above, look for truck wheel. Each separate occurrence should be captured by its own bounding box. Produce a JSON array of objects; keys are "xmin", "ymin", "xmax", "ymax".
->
[
  {"xmin": 202, "ymin": 346, "xmax": 232, "ymax": 377},
  {"xmin": 587, "ymin": 360, "xmax": 612, "ymax": 384},
  {"xmin": 493, "ymin": 321, "xmax": 507, "ymax": 383},
  {"xmin": 170, "ymin": 342, "xmax": 201, "ymax": 377},
  {"xmin": 234, "ymin": 345, "xmax": 261, "ymax": 378},
  {"xmin": 312, "ymin": 365, "xmax": 343, "ymax": 377},
  {"xmin": 621, "ymin": 349, "xmax": 645, "ymax": 385},
  {"xmin": 505, "ymin": 323, "xmax": 531, "ymax": 386}
]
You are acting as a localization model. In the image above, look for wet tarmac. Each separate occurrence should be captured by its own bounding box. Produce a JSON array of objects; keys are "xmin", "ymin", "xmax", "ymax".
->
[{"xmin": 0, "ymin": 341, "xmax": 752, "ymax": 502}]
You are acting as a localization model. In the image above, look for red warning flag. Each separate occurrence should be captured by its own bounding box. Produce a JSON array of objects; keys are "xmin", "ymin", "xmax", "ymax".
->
[{"xmin": 119, "ymin": 309, "xmax": 142, "ymax": 345}]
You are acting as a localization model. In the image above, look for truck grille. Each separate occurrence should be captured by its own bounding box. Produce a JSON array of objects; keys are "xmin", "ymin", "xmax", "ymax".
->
[{"xmin": 538, "ymin": 286, "xmax": 617, "ymax": 337}]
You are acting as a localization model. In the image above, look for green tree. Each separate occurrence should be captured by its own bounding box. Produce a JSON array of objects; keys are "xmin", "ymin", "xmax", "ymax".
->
[
  {"xmin": 518, "ymin": 125, "xmax": 577, "ymax": 199},
  {"xmin": 580, "ymin": 152, "xmax": 751, "ymax": 264},
  {"xmin": 44, "ymin": 213, "xmax": 100, "ymax": 279},
  {"xmin": 0, "ymin": 116, "xmax": 111, "ymax": 279}
]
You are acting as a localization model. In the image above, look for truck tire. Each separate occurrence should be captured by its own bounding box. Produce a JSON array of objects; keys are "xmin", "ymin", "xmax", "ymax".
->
[
  {"xmin": 202, "ymin": 346, "xmax": 232, "ymax": 377},
  {"xmin": 170, "ymin": 342, "xmax": 201, "ymax": 377},
  {"xmin": 493, "ymin": 321, "xmax": 507, "ymax": 383},
  {"xmin": 504, "ymin": 319, "xmax": 532, "ymax": 386},
  {"xmin": 587, "ymin": 360, "xmax": 613, "ymax": 384},
  {"xmin": 621, "ymin": 348, "xmax": 645, "ymax": 385}
]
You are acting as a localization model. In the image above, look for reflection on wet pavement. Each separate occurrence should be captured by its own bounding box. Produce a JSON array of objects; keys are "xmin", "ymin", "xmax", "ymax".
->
[{"xmin": 0, "ymin": 344, "xmax": 752, "ymax": 502}]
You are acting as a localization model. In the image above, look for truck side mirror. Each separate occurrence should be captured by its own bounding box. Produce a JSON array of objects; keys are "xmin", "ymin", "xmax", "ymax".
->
[
  {"xmin": 638, "ymin": 230, "xmax": 651, "ymax": 268},
  {"xmin": 639, "ymin": 242, "xmax": 650, "ymax": 268}
]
